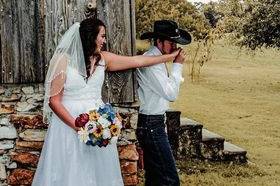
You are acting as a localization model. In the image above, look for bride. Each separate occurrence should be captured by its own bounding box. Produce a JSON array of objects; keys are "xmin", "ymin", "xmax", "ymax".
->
[{"xmin": 32, "ymin": 18, "xmax": 180, "ymax": 186}]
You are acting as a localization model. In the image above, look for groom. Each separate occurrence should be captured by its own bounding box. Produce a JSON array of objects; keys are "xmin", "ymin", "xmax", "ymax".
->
[{"xmin": 136, "ymin": 20, "xmax": 191, "ymax": 186}]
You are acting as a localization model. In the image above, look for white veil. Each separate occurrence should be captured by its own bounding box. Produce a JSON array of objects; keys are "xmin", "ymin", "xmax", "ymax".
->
[{"xmin": 43, "ymin": 22, "xmax": 87, "ymax": 122}]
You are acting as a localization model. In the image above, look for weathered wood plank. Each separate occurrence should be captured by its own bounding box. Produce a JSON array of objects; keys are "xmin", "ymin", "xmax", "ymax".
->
[
  {"xmin": 130, "ymin": 0, "xmax": 136, "ymax": 56},
  {"xmin": 0, "ymin": 1, "xmax": 2, "ymax": 83},
  {"xmin": 130, "ymin": 0, "xmax": 138, "ymax": 101},
  {"xmin": 44, "ymin": 0, "xmax": 88, "ymax": 67},
  {"xmin": 97, "ymin": 0, "xmax": 136, "ymax": 103},
  {"xmin": 34, "ymin": 0, "xmax": 46, "ymax": 83},
  {"xmin": 0, "ymin": 0, "xmax": 45, "ymax": 83},
  {"xmin": 19, "ymin": 0, "xmax": 37, "ymax": 83},
  {"xmin": 1, "ymin": 0, "xmax": 137, "ymax": 105},
  {"xmin": 1, "ymin": 0, "xmax": 20, "ymax": 83}
]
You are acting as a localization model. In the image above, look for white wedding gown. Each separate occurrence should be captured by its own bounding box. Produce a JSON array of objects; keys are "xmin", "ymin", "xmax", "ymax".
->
[{"xmin": 32, "ymin": 60, "xmax": 124, "ymax": 186}]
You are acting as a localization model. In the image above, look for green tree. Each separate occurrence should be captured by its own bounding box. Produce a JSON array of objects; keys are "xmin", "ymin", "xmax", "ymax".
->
[
  {"xmin": 241, "ymin": 0, "xmax": 280, "ymax": 49},
  {"xmin": 135, "ymin": 0, "xmax": 210, "ymax": 40},
  {"xmin": 205, "ymin": 0, "xmax": 280, "ymax": 50},
  {"xmin": 214, "ymin": 0, "xmax": 245, "ymax": 37}
]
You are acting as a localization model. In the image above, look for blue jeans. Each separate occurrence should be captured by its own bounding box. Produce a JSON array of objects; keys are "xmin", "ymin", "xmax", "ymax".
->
[{"xmin": 136, "ymin": 114, "xmax": 180, "ymax": 186}]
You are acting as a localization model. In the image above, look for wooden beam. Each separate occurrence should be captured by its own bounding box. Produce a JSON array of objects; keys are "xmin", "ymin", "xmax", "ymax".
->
[{"xmin": 97, "ymin": 0, "xmax": 136, "ymax": 103}]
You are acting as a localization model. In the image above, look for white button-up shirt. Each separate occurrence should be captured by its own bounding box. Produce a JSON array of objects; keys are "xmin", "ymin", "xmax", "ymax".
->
[{"xmin": 136, "ymin": 46, "xmax": 183, "ymax": 115}]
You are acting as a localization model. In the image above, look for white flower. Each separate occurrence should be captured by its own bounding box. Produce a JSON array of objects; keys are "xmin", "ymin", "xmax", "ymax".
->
[
  {"xmin": 98, "ymin": 116, "xmax": 111, "ymax": 128},
  {"xmin": 85, "ymin": 121, "xmax": 97, "ymax": 133},
  {"xmin": 77, "ymin": 128, "xmax": 90, "ymax": 143},
  {"xmin": 102, "ymin": 128, "xmax": 111, "ymax": 139},
  {"xmin": 110, "ymin": 136, "xmax": 118, "ymax": 144}
]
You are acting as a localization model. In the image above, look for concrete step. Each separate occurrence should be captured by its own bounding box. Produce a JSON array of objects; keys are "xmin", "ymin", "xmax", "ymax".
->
[
  {"xmin": 222, "ymin": 141, "xmax": 247, "ymax": 163},
  {"xmin": 167, "ymin": 113, "xmax": 248, "ymax": 164},
  {"xmin": 178, "ymin": 118, "xmax": 203, "ymax": 158},
  {"xmin": 201, "ymin": 129, "xmax": 225, "ymax": 160},
  {"xmin": 180, "ymin": 117, "xmax": 203, "ymax": 129}
]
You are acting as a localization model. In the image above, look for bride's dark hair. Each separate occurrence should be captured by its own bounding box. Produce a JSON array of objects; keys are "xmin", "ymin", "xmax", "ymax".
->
[{"xmin": 79, "ymin": 18, "xmax": 106, "ymax": 77}]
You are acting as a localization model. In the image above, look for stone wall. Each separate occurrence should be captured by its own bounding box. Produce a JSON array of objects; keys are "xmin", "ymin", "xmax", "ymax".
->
[
  {"xmin": 0, "ymin": 84, "xmax": 140, "ymax": 186},
  {"xmin": 115, "ymin": 107, "xmax": 141, "ymax": 185}
]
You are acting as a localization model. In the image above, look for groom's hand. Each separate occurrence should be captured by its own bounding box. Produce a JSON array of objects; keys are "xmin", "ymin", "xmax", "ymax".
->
[{"xmin": 174, "ymin": 49, "xmax": 186, "ymax": 64}]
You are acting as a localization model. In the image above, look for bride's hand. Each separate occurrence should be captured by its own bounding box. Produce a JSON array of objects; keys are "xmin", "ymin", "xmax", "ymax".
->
[
  {"xmin": 73, "ymin": 126, "xmax": 80, "ymax": 132},
  {"xmin": 170, "ymin": 48, "xmax": 182, "ymax": 59}
]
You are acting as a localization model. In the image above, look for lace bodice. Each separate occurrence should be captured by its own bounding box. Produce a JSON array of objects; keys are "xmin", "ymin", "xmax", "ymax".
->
[{"xmin": 63, "ymin": 60, "xmax": 105, "ymax": 101}]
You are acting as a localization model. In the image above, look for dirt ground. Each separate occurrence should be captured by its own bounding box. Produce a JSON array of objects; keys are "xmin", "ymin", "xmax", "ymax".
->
[{"xmin": 171, "ymin": 41, "xmax": 280, "ymax": 185}]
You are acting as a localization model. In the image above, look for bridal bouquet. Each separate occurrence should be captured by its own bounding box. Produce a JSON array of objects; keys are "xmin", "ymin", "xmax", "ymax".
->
[{"xmin": 75, "ymin": 103, "xmax": 122, "ymax": 147}]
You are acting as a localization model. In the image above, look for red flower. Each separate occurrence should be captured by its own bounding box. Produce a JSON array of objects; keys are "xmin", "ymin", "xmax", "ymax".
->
[{"xmin": 75, "ymin": 113, "xmax": 89, "ymax": 127}]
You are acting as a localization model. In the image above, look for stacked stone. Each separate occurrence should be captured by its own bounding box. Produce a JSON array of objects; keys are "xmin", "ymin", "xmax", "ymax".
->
[
  {"xmin": 116, "ymin": 107, "xmax": 140, "ymax": 186},
  {"xmin": 0, "ymin": 84, "xmax": 141, "ymax": 186},
  {"xmin": 170, "ymin": 114, "xmax": 247, "ymax": 164},
  {"xmin": 178, "ymin": 118, "xmax": 203, "ymax": 159},
  {"xmin": 0, "ymin": 84, "xmax": 45, "ymax": 185}
]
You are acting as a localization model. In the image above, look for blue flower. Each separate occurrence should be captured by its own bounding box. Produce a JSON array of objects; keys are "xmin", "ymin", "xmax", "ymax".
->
[
  {"xmin": 95, "ymin": 139, "xmax": 102, "ymax": 147},
  {"xmin": 98, "ymin": 103, "xmax": 114, "ymax": 115},
  {"xmin": 107, "ymin": 111, "xmax": 116, "ymax": 122},
  {"xmin": 86, "ymin": 140, "xmax": 94, "ymax": 146}
]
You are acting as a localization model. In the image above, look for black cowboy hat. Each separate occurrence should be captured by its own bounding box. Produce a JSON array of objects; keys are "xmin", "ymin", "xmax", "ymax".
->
[{"xmin": 140, "ymin": 20, "xmax": 192, "ymax": 45}]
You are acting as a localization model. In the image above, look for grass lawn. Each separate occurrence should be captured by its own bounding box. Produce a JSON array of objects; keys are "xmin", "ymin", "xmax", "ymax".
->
[{"xmin": 137, "ymin": 40, "xmax": 280, "ymax": 185}]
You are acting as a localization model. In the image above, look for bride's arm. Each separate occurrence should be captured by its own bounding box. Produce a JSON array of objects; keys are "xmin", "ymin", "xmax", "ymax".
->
[
  {"xmin": 48, "ymin": 78, "xmax": 79, "ymax": 131},
  {"xmin": 102, "ymin": 50, "xmax": 180, "ymax": 72},
  {"xmin": 49, "ymin": 90, "xmax": 79, "ymax": 131},
  {"xmin": 46, "ymin": 55, "xmax": 79, "ymax": 131}
]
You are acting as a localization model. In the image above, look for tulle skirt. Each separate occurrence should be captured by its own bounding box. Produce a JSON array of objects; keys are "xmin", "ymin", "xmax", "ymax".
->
[{"xmin": 32, "ymin": 98, "xmax": 124, "ymax": 186}]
